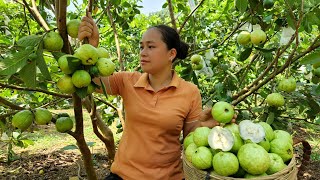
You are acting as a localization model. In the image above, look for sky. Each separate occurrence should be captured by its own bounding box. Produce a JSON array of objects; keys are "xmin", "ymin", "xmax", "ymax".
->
[{"xmin": 137, "ymin": 0, "xmax": 166, "ymax": 14}]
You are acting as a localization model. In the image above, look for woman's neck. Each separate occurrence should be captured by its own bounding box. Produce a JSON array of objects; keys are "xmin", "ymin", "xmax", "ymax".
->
[{"xmin": 148, "ymin": 68, "xmax": 173, "ymax": 92}]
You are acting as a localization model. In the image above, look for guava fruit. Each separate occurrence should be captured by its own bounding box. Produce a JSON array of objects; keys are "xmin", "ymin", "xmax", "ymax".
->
[
  {"xmin": 270, "ymin": 138, "xmax": 293, "ymax": 162},
  {"xmin": 313, "ymin": 62, "xmax": 320, "ymax": 69},
  {"xmin": 266, "ymin": 153, "xmax": 287, "ymax": 175},
  {"xmin": 244, "ymin": 173, "xmax": 268, "ymax": 178},
  {"xmin": 34, "ymin": 108, "xmax": 52, "ymax": 125},
  {"xmin": 208, "ymin": 126, "xmax": 234, "ymax": 151},
  {"xmin": 43, "ymin": 31, "xmax": 64, "ymax": 51},
  {"xmin": 224, "ymin": 123, "xmax": 240, "ymax": 134},
  {"xmin": 266, "ymin": 93, "xmax": 285, "ymax": 107},
  {"xmin": 258, "ymin": 139, "xmax": 270, "ymax": 152},
  {"xmin": 185, "ymin": 143, "xmax": 197, "ymax": 163},
  {"xmin": 250, "ymin": 29, "xmax": 267, "ymax": 45},
  {"xmin": 211, "ymin": 101, "xmax": 235, "ymax": 124},
  {"xmin": 258, "ymin": 122, "xmax": 275, "ymax": 142},
  {"xmin": 74, "ymin": 44, "xmax": 99, "ymax": 65},
  {"xmin": 71, "ymin": 70, "xmax": 92, "ymax": 88},
  {"xmin": 311, "ymin": 75, "xmax": 320, "ymax": 84},
  {"xmin": 239, "ymin": 120, "xmax": 265, "ymax": 143},
  {"xmin": 237, "ymin": 143, "xmax": 270, "ymax": 175},
  {"xmin": 58, "ymin": 54, "xmax": 79, "ymax": 74},
  {"xmin": 193, "ymin": 126, "xmax": 211, "ymax": 147},
  {"xmin": 12, "ymin": 110, "xmax": 34, "ymax": 131},
  {"xmin": 190, "ymin": 54, "xmax": 202, "ymax": 64},
  {"xmin": 313, "ymin": 67, "xmax": 320, "ymax": 77},
  {"xmin": 212, "ymin": 152, "xmax": 239, "ymax": 176},
  {"xmin": 97, "ymin": 47, "xmax": 110, "ymax": 58},
  {"xmin": 192, "ymin": 63, "xmax": 203, "ymax": 70},
  {"xmin": 230, "ymin": 132, "xmax": 244, "ymax": 153},
  {"xmin": 57, "ymin": 75, "xmax": 76, "ymax": 94},
  {"xmin": 237, "ymin": 31, "xmax": 251, "ymax": 46},
  {"xmin": 87, "ymin": 83, "xmax": 96, "ymax": 94},
  {"xmin": 274, "ymin": 130, "xmax": 293, "ymax": 145},
  {"xmin": 67, "ymin": 19, "xmax": 81, "ymax": 38},
  {"xmin": 183, "ymin": 132, "xmax": 194, "ymax": 149},
  {"xmin": 191, "ymin": 146, "xmax": 212, "ymax": 170},
  {"xmin": 96, "ymin": 58, "xmax": 115, "ymax": 76},
  {"xmin": 263, "ymin": 0, "xmax": 274, "ymax": 9},
  {"xmin": 278, "ymin": 76, "xmax": 297, "ymax": 93},
  {"xmin": 55, "ymin": 117, "xmax": 73, "ymax": 133}
]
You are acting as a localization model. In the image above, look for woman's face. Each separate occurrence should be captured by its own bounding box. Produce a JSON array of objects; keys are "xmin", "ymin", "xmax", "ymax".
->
[{"xmin": 139, "ymin": 28, "xmax": 175, "ymax": 74}]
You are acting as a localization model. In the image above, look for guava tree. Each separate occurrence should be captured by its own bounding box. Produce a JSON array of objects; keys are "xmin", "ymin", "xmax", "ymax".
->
[{"xmin": 0, "ymin": 0, "xmax": 319, "ymax": 179}]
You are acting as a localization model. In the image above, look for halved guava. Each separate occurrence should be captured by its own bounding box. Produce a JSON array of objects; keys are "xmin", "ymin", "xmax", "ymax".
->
[
  {"xmin": 208, "ymin": 126, "xmax": 234, "ymax": 151},
  {"xmin": 239, "ymin": 120, "xmax": 265, "ymax": 143}
]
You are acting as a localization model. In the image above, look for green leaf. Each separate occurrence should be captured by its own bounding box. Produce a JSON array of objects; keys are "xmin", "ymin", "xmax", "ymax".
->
[
  {"xmin": 19, "ymin": 60, "xmax": 36, "ymax": 87},
  {"xmin": 19, "ymin": 139, "xmax": 34, "ymax": 148},
  {"xmin": 315, "ymin": 85, "xmax": 320, "ymax": 95},
  {"xmin": 239, "ymin": 47, "xmax": 252, "ymax": 61},
  {"xmin": 76, "ymin": 87, "xmax": 88, "ymax": 99},
  {"xmin": 0, "ymin": 50, "xmax": 30, "ymax": 76},
  {"xmin": 252, "ymin": 106, "xmax": 264, "ymax": 113},
  {"xmin": 17, "ymin": 35, "xmax": 42, "ymax": 47},
  {"xmin": 36, "ymin": 43, "xmax": 51, "ymax": 80},
  {"xmin": 263, "ymin": 52, "xmax": 273, "ymax": 62},
  {"xmin": 235, "ymin": 0, "xmax": 248, "ymax": 13},
  {"xmin": 266, "ymin": 112, "xmax": 275, "ymax": 124},
  {"xmin": 62, "ymin": 144, "xmax": 78, "ymax": 150},
  {"xmin": 300, "ymin": 50, "xmax": 320, "ymax": 65},
  {"xmin": 66, "ymin": 56, "xmax": 82, "ymax": 72}
]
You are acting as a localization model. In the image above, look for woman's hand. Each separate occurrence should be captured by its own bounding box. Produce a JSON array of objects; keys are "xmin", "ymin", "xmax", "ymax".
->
[
  {"xmin": 78, "ymin": 12, "xmax": 99, "ymax": 47},
  {"xmin": 199, "ymin": 108, "xmax": 237, "ymax": 128}
]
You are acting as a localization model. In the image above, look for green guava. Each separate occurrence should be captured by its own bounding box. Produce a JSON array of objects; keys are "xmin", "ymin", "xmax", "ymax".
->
[
  {"xmin": 185, "ymin": 143, "xmax": 197, "ymax": 163},
  {"xmin": 230, "ymin": 132, "xmax": 244, "ymax": 153},
  {"xmin": 313, "ymin": 62, "xmax": 320, "ymax": 69},
  {"xmin": 266, "ymin": 153, "xmax": 287, "ymax": 175},
  {"xmin": 311, "ymin": 75, "xmax": 320, "ymax": 84},
  {"xmin": 192, "ymin": 63, "xmax": 203, "ymax": 70},
  {"xmin": 266, "ymin": 93, "xmax": 285, "ymax": 107},
  {"xmin": 258, "ymin": 139, "xmax": 270, "ymax": 152},
  {"xmin": 263, "ymin": 0, "xmax": 274, "ymax": 9},
  {"xmin": 67, "ymin": 19, "xmax": 81, "ymax": 38},
  {"xmin": 313, "ymin": 67, "xmax": 320, "ymax": 77},
  {"xmin": 12, "ymin": 110, "xmax": 34, "ymax": 131},
  {"xmin": 250, "ymin": 29, "xmax": 267, "ymax": 45},
  {"xmin": 224, "ymin": 123, "xmax": 240, "ymax": 134},
  {"xmin": 71, "ymin": 70, "xmax": 92, "ymax": 88},
  {"xmin": 258, "ymin": 122, "xmax": 275, "ymax": 142},
  {"xmin": 193, "ymin": 126, "xmax": 211, "ymax": 147},
  {"xmin": 74, "ymin": 44, "xmax": 99, "ymax": 65},
  {"xmin": 190, "ymin": 54, "xmax": 202, "ymax": 64},
  {"xmin": 183, "ymin": 132, "xmax": 194, "ymax": 149},
  {"xmin": 97, "ymin": 47, "xmax": 110, "ymax": 58},
  {"xmin": 237, "ymin": 143, "xmax": 270, "ymax": 175},
  {"xmin": 55, "ymin": 117, "xmax": 73, "ymax": 133},
  {"xmin": 212, "ymin": 152, "xmax": 239, "ymax": 176},
  {"xmin": 208, "ymin": 126, "xmax": 234, "ymax": 151},
  {"xmin": 278, "ymin": 76, "xmax": 297, "ymax": 93},
  {"xmin": 237, "ymin": 31, "xmax": 251, "ymax": 46},
  {"xmin": 239, "ymin": 120, "xmax": 265, "ymax": 143},
  {"xmin": 96, "ymin": 58, "xmax": 115, "ymax": 76},
  {"xmin": 87, "ymin": 83, "xmax": 96, "ymax": 94},
  {"xmin": 34, "ymin": 108, "xmax": 52, "ymax": 125},
  {"xmin": 244, "ymin": 173, "xmax": 268, "ymax": 178},
  {"xmin": 57, "ymin": 75, "xmax": 76, "ymax": 94},
  {"xmin": 274, "ymin": 130, "xmax": 293, "ymax": 145},
  {"xmin": 43, "ymin": 31, "xmax": 64, "ymax": 51},
  {"xmin": 211, "ymin": 101, "xmax": 235, "ymax": 124},
  {"xmin": 191, "ymin": 146, "xmax": 213, "ymax": 170},
  {"xmin": 58, "ymin": 54, "xmax": 78, "ymax": 74},
  {"xmin": 270, "ymin": 138, "xmax": 293, "ymax": 162}
]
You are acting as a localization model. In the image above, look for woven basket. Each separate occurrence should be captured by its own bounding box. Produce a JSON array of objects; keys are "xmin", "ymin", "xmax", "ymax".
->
[{"xmin": 182, "ymin": 153, "xmax": 298, "ymax": 180}]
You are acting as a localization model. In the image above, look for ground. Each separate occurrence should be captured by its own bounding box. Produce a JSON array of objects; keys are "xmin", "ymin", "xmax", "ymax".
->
[{"xmin": 0, "ymin": 110, "xmax": 319, "ymax": 179}]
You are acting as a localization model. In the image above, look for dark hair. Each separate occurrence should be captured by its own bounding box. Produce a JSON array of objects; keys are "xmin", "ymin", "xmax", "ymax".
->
[{"xmin": 151, "ymin": 25, "xmax": 189, "ymax": 60}]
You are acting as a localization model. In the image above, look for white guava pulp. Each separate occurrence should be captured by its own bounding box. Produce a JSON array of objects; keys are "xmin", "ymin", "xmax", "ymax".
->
[
  {"xmin": 208, "ymin": 126, "xmax": 234, "ymax": 151},
  {"xmin": 239, "ymin": 120, "xmax": 265, "ymax": 143}
]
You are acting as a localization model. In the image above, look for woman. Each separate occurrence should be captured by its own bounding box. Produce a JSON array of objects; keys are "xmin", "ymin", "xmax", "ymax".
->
[{"xmin": 78, "ymin": 13, "xmax": 235, "ymax": 180}]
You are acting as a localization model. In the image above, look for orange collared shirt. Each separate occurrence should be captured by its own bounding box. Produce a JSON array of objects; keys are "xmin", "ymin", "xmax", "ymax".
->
[{"xmin": 103, "ymin": 71, "xmax": 202, "ymax": 180}]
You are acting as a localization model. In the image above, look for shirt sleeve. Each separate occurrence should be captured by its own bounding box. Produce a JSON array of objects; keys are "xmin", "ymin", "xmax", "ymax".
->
[
  {"xmin": 99, "ymin": 72, "xmax": 126, "ymax": 96},
  {"xmin": 185, "ymin": 87, "xmax": 202, "ymax": 123}
]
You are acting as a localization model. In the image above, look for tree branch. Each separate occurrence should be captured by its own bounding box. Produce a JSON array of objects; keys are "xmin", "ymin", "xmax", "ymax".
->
[
  {"xmin": 178, "ymin": 0, "xmax": 205, "ymax": 34},
  {"xmin": 106, "ymin": 3, "xmax": 124, "ymax": 71},
  {"xmin": 167, "ymin": 0, "xmax": 177, "ymax": 30},
  {"xmin": 0, "ymin": 82, "xmax": 71, "ymax": 98},
  {"xmin": 0, "ymin": 97, "xmax": 25, "ymax": 110},
  {"xmin": 21, "ymin": 0, "xmax": 50, "ymax": 31},
  {"xmin": 56, "ymin": 0, "xmax": 73, "ymax": 54}
]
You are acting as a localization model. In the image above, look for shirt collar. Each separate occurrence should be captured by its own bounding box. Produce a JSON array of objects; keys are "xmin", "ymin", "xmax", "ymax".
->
[{"xmin": 134, "ymin": 71, "xmax": 180, "ymax": 90}]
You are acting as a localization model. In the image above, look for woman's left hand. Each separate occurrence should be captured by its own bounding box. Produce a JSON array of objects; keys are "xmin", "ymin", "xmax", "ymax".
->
[{"xmin": 199, "ymin": 108, "xmax": 237, "ymax": 128}]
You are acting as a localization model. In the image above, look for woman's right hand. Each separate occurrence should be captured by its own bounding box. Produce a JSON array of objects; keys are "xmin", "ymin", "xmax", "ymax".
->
[{"xmin": 78, "ymin": 12, "xmax": 99, "ymax": 47}]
